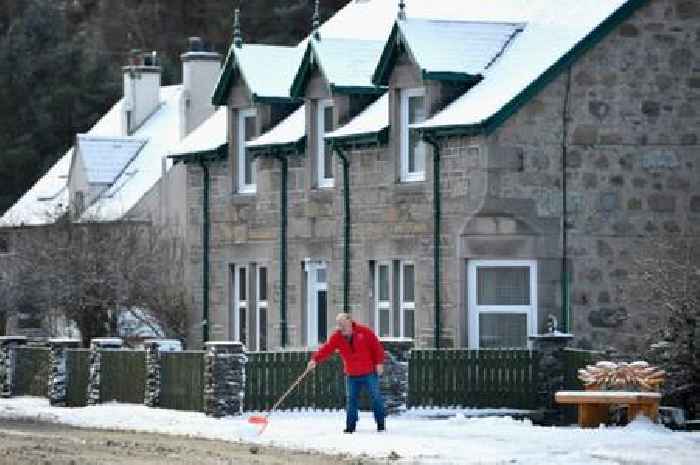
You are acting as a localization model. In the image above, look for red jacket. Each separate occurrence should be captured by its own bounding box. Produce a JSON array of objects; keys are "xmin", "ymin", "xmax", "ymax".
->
[{"xmin": 312, "ymin": 322, "xmax": 385, "ymax": 376}]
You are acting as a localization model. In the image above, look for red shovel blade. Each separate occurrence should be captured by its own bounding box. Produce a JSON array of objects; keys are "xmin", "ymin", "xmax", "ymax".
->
[{"xmin": 248, "ymin": 415, "xmax": 270, "ymax": 435}]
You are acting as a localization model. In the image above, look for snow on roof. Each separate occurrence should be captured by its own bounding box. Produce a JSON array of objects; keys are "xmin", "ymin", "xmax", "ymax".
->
[
  {"xmin": 247, "ymin": 104, "xmax": 306, "ymax": 149},
  {"xmin": 169, "ymin": 106, "xmax": 227, "ymax": 157},
  {"xmin": 0, "ymin": 92, "xmax": 126, "ymax": 227},
  {"xmin": 81, "ymin": 86, "xmax": 183, "ymax": 221},
  {"xmin": 326, "ymin": 92, "xmax": 388, "ymax": 141},
  {"xmin": 419, "ymin": 0, "xmax": 630, "ymax": 129},
  {"xmin": 309, "ymin": 38, "xmax": 385, "ymax": 89},
  {"xmin": 233, "ymin": 44, "xmax": 304, "ymax": 99},
  {"xmin": 396, "ymin": 19, "xmax": 525, "ymax": 77},
  {"xmin": 76, "ymin": 135, "xmax": 147, "ymax": 185}
]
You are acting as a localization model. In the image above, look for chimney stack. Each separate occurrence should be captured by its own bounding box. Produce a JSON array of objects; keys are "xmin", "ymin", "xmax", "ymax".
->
[
  {"xmin": 180, "ymin": 37, "xmax": 222, "ymax": 138},
  {"xmin": 122, "ymin": 49, "xmax": 162, "ymax": 135}
]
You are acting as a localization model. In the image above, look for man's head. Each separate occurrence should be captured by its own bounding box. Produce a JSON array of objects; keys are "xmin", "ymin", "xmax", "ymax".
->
[{"xmin": 336, "ymin": 313, "xmax": 353, "ymax": 336}]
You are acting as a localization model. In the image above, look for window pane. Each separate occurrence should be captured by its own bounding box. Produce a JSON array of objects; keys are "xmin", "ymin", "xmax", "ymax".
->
[
  {"xmin": 259, "ymin": 307, "xmax": 267, "ymax": 351},
  {"xmin": 378, "ymin": 265, "xmax": 389, "ymax": 302},
  {"xmin": 403, "ymin": 309, "xmax": 415, "ymax": 339},
  {"xmin": 239, "ymin": 267, "xmax": 247, "ymax": 301},
  {"xmin": 403, "ymin": 264, "xmax": 414, "ymax": 303},
  {"xmin": 240, "ymin": 308, "xmax": 247, "ymax": 346},
  {"xmin": 244, "ymin": 116, "xmax": 256, "ymax": 185},
  {"xmin": 408, "ymin": 131, "xmax": 425, "ymax": 174},
  {"xmin": 323, "ymin": 106, "xmax": 334, "ymax": 180},
  {"xmin": 477, "ymin": 267, "xmax": 530, "ymax": 305},
  {"xmin": 316, "ymin": 268, "xmax": 326, "ymax": 283},
  {"xmin": 324, "ymin": 106, "xmax": 334, "ymax": 133},
  {"xmin": 379, "ymin": 309, "xmax": 391, "ymax": 337},
  {"xmin": 408, "ymin": 96, "xmax": 425, "ymax": 124},
  {"xmin": 258, "ymin": 267, "xmax": 267, "ymax": 301},
  {"xmin": 318, "ymin": 290, "xmax": 327, "ymax": 343},
  {"xmin": 479, "ymin": 313, "xmax": 527, "ymax": 348}
]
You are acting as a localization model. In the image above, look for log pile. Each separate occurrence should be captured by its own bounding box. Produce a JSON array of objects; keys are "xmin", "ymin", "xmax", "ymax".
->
[{"xmin": 578, "ymin": 361, "xmax": 666, "ymax": 391}]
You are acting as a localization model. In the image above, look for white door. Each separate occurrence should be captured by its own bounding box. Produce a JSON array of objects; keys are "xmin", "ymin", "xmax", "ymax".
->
[{"xmin": 305, "ymin": 260, "xmax": 328, "ymax": 347}]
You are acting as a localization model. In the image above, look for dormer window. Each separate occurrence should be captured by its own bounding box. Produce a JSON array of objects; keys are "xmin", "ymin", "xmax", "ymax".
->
[
  {"xmin": 400, "ymin": 88, "xmax": 426, "ymax": 182},
  {"xmin": 317, "ymin": 99, "xmax": 334, "ymax": 188},
  {"xmin": 238, "ymin": 108, "xmax": 257, "ymax": 194}
]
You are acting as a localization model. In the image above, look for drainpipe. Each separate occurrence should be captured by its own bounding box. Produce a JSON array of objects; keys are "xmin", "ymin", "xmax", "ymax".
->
[
  {"xmin": 200, "ymin": 159, "xmax": 210, "ymax": 344},
  {"xmin": 273, "ymin": 150, "xmax": 288, "ymax": 347},
  {"xmin": 561, "ymin": 67, "xmax": 573, "ymax": 333},
  {"xmin": 423, "ymin": 132, "xmax": 441, "ymax": 349},
  {"xmin": 332, "ymin": 143, "xmax": 350, "ymax": 314}
]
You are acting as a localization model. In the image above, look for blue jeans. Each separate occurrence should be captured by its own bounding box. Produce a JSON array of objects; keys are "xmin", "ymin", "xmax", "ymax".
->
[{"xmin": 345, "ymin": 373, "xmax": 385, "ymax": 430}]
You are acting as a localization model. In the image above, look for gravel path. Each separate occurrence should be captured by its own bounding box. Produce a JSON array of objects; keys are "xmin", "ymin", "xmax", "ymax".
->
[{"xmin": 0, "ymin": 419, "xmax": 378, "ymax": 465}]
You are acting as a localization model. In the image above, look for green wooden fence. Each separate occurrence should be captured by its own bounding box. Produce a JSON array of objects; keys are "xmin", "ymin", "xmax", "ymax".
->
[
  {"xmin": 408, "ymin": 349, "xmax": 540, "ymax": 409},
  {"xmin": 13, "ymin": 347, "xmax": 49, "ymax": 397},
  {"xmin": 66, "ymin": 349, "xmax": 90, "ymax": 407},
  {"xmin": 160, "ymin": 351, "xmax": 204, "ymax": 412},
  {"xmin": 100, "ymin": 350, "xmax": 146, "ymax": 404},
  {"xmin": 245, "ymin": 351, "xmax": 346, "ymax": 412}
]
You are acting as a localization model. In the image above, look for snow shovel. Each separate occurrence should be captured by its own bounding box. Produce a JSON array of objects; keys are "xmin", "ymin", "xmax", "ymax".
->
[{"xmin": 248, "ymin": 364, "xmax": 314, "ymax": 435}]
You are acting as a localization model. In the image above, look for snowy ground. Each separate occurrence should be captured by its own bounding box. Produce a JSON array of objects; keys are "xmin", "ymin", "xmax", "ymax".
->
[{"xmin": 1, "ymin": 398, "xmax": 698, "ymax": 465}]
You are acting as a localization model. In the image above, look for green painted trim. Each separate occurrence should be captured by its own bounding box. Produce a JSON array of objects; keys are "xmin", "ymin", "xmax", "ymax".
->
[
  {"xmin": 426, "ymin": 0, "xmax": 649, "ymax": 137},
  {"xmin": 212, "ymin": 48, "xmax": 236, "ymax": 106},
  {"xmin": 331, "ymin": 143, "xmax": 351, "ymax": 314},
  {"xmin": 421, "ymin": 71, "xmax": 479, "ymax": 82},
  {"xmin": 372, "ymin": 22, "xmax": 401, "ymax": 86},
  {"xmin": 330, "ymin": 84, "xmax": 386, "ymax": 95},
  {"xmin": 290, "ymin": 45, "xmax": 315, "ymax": 99},
  {"xmin": 272, "ymin": 151, "xmax": 289, "ymax": 348},
  {"xmin": 169, "ymin": 145, "xmax": 227, "ymax": 164},
  {"xmin": 252, "ymin": 95, "xmax": 299, "ymax": 104},
  {"xmin": 325, "ymin": 126, "xmax": 389, "ymax": 147},
  {"xmin": 248, "ymin": 137, "xmax": 306, "ymax": 157},
  {"xmin": 200, "ymin": 160, "xmax": 211, "ymax": 344}
]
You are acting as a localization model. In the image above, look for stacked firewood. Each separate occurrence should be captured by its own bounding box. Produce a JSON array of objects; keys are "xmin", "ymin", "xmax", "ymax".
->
[{"xmin": 577, "ymin": 361, "xmax": 666, "ymax": 391}]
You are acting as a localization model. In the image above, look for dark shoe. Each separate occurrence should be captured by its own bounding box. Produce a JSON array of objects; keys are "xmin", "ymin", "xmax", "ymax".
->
[
  {"xmin": 343, "ymin": 427, "xmax": 355, "ymax": 434},
  {"xmin": 377, "ymin": 423, "xmax": 385, "ymax": 432}
]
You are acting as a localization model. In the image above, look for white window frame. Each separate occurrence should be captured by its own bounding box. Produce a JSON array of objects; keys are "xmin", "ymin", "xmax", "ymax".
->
[
  {"xmin": 237, "ymin": 108, "xmax": 257, "ymax": 194},
  {"xmin": 400, "ymin": 88, "xmax": 426, "ymax": 183},
  {"xmin": 256, "ymin": 265, "xmax": 268, "ymax": 351},
  {"xmin": 304, "ymin": 260, "xmax": 328, "ymax": 347},
  {"xmin": 233, "ymin": 264, "xmax": 249, "ymax": 344},
  {"xmin": 317, "ymin": 99, "xmax": 334, "ymax": 188},
  {"xmin": 399, "ymin": 260, "xmax": 416, "ymax": 338},
  {"xmin": 467, "ymin": 259, "xmax": 537, "ymax": 349},
  {"xmin": 374, "ymin": 261, "xmax": 392, "ymax": 337}
]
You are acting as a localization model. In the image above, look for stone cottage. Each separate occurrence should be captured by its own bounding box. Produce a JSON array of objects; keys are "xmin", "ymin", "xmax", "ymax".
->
[{"xmin": 171, "ymin": 0, "xmax": 699, "ymax": 353}]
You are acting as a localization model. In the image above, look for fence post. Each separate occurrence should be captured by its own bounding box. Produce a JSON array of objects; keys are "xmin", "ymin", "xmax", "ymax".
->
[
  {"xmin": 48, "ymin": 338, "xmax": 80, "ymax": 406},
  {"xmin": 529, "ymin": 333, "xmax": 573, "ymax": 425},
  {"xmin": 143, "ymin": 340, "xmax": 161, "ymax": 407},
  {"xmin": 380, "ymin": 338, "xmax": 413, "ymax": 415},
  {"xmin": 86, "ymin": 338, "xmax": 123, "ymax": 406},
  {"xmin": 203, "ymin": 341, "xmax": 247, "ymax": 418},
  {"xmin": 0, "ymin": 336, "xmax": 27, "ymax": 398}
]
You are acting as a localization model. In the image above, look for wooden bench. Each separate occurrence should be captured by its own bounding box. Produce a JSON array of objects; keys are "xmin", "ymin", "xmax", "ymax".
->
[{"xmin": 555, "ymin": 391, "xmax": 661, "ymax": 427}]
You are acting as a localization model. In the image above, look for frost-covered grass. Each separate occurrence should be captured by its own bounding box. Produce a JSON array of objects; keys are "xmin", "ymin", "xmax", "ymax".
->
[{"xmin": 1, "ymin": 397, "xmax": 698, "ymax": 464}]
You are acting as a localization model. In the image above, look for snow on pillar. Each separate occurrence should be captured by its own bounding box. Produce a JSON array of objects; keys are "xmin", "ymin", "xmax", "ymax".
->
[
  {"xmin": 48, "ymin": 338, "xmax": 80, "ymax": 406},
  {"xmin": 143, "ymin": 340, "xmax": 162, "ymax": 407},
  {"xmin": 203, "ymin": 341, "xmax": 247, "ymax": 417},
  {"xmin": 381, "ymin": 338, "xmax": 413, "ymax": 415},
  {"xmin": 0, "ymin": 336, "xmax": 27, "ymax": 398},
  {"xmin": 87, "ymin": 337, "xmax": 123, "ymax": 405}
]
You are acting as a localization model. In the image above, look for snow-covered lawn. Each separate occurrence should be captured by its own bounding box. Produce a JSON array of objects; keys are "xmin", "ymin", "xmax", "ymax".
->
[{"xmin": 1, "ymin": 397, "xmax": 697, "ymax": 464}]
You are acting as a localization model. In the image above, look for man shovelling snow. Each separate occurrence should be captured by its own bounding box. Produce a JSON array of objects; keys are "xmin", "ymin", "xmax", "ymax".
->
[{"xmin": 307, "ymin": 313, "xmax": 386, "ymax": 433}]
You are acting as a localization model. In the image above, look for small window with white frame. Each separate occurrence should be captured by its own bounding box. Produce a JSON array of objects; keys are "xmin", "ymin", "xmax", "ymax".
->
[
  {"xmin": 232, "ymin": 264, "xmax": 248, "ymax": 346},
  {"xmin": 400, "ymin": 261, "xmax": 416, "ymax": 338},
  {"xmin": 237, "ymin": 108, "xmax": 257, "ymax": 194},
  {"xmin": 467, "ymin": 260, "xmax": 537, "ymax": 349},
  {"xmin": 317, "ymin": 99, "xmax": 334, "ymax": 188},
  {"xmin": 256, "ymin": 265, "xmax": 268, "ymax": 351},
  {"xmin": 371, "ymin": 259, "xmax": 415, "ymax": 339},
  {"xmin": 400, "ymin": 88, "xmax": 426, "ymax": 182}
]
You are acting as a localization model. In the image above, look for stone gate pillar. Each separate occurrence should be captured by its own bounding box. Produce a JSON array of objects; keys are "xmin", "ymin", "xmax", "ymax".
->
[
  {"xmin": 529, "ymin": 333, "xmax": 573, "ymax": 425},
  {"xmin": 86, "ymin": 338, "xmax": 123, "ymax": 406},
  {"xmin": 203, "ymin": 341, "xmax": 247, "ymax": 418},
  {"xmin": 48, "ymin": 338, "xmax": 81, "ymax": 406},
  {"xmin": 0, "ymin": 336, "xmax": 27, "ymax": 398},
  {"xmin": 144, "ymin": 340, "xmax": 161, "ymax": 407},
  {"xmin": 380, "ymin": 338, "xmax": 413, "ymax": 415}
]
